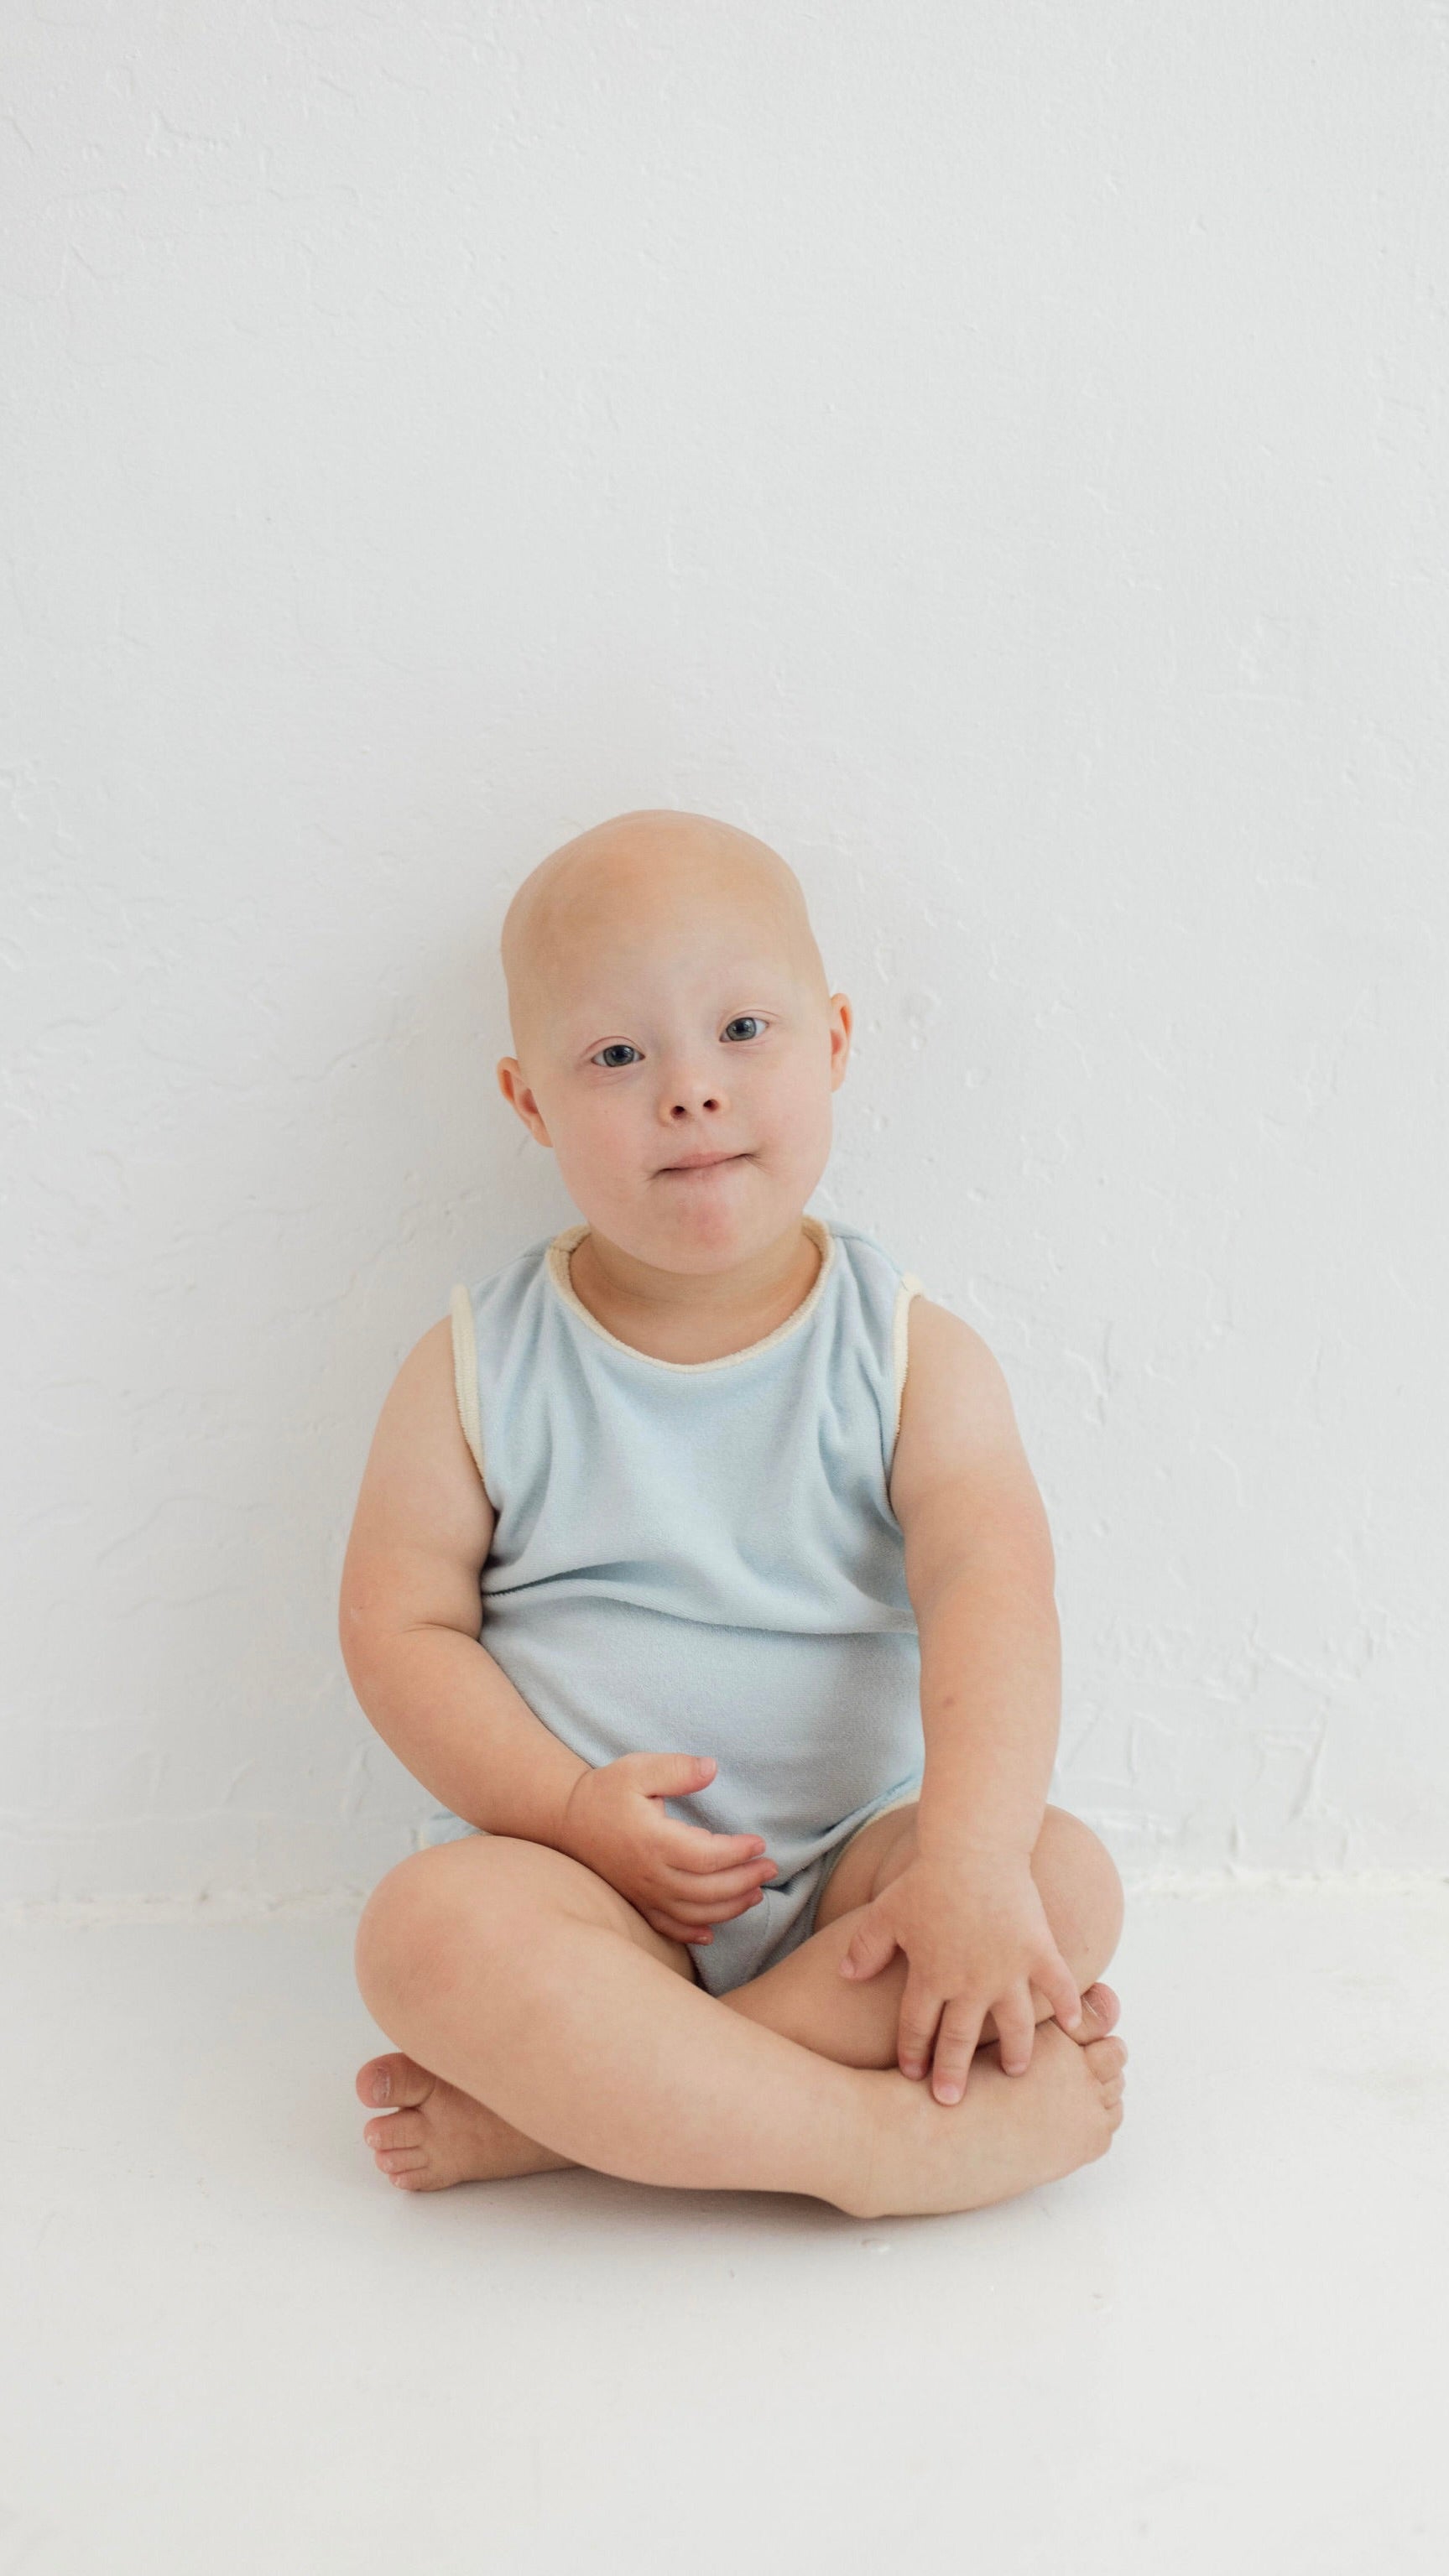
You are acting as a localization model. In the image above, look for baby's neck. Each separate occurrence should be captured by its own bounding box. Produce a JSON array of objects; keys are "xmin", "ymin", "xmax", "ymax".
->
[{"xmin": 565, "ymin": 1218, "xmax": 822, "ymax": 1365}]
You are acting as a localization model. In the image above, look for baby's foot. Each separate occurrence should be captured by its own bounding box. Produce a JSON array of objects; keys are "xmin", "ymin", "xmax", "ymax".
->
[
  {"xmin": 357, "ymin": 2053, "xmax": 573, "ymax": 2192},
  {"xmin": 850, "ymin": 2019, "xmax": 1127, "ymax": 2220}
]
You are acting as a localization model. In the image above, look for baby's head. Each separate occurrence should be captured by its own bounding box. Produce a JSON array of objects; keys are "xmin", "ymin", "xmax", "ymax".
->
[{"xmin": 498, "ymin": 809, "xmax": 851, "ymax": 1272}]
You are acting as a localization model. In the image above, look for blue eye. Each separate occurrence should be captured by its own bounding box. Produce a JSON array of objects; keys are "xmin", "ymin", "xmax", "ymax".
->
[
  {"xmin": 722, "ymin": 1017, "xmax": 765, "ymax": 1043},
  {"xmin": 593, "ymin": 1043, "xmax": 643, "ymax": 1069}
]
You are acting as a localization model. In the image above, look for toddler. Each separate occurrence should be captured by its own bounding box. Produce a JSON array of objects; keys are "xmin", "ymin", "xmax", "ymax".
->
[{"xmin": 341, "ymin": 809, "xmax": 1126, "ymax": 2218}]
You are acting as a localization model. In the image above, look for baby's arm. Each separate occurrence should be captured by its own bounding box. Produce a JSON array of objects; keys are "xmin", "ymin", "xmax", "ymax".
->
[
  {"xmin": 340, "ymin": 1319, "xmax": 591, "ymax": 1844},
  {"xmin": 339, "ymin": 1320, "xmax": 776, "ymax": 1944},
  {"xmin": 837, "ymin": 1298, "xmax": 1082, "ymax": 2095}
]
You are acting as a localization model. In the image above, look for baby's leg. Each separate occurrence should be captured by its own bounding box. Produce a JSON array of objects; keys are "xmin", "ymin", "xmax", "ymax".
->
[
  {"xmin": 353, "ymin": 1830, "xmax": 1124, "ymax": 2216},
  {"xmin": 357, "ymin": 1804, "xmax": 1121, "ymax": 2184},
  {"xmin": 723, "ymin": 1802, "xmax": 1124, "ymax": 2069}
]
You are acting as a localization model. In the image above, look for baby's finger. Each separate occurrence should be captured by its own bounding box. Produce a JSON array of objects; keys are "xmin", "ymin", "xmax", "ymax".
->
[
  {"xmin": 1036, "ymin": 1943, "xmax": 1084, "ymax": 2034},
  {"xmin": 657, "ymin": 1819, "xmax": 770, "ymax": 1873},
  {"xmin": 645, "ymin": 1912, "xmax": 714, "ymax": 1945},
  {"xmin": 993, "ymin": 1983, "xmax": 1039, "ymax": 2077},
  {"xmin": 928, "ymin": 1999, "xmax": 988, "ymax": 2104},
  {"xmin": 667, "ymin": 1890, "xmax": 767, "ymax": 1927},
  {"xmin": 895, "ymin": 1982, "xmax": 946, "ymax": 2083},
  {"xmin": 662, "ymin": 1859, "xmax": 775, "ymax": 1902}
]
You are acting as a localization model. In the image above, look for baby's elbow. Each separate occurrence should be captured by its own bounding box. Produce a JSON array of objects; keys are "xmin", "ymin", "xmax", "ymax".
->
[{"xmin": 337, "ymin": 1582, "xmax": 390, "ymax": 1697}]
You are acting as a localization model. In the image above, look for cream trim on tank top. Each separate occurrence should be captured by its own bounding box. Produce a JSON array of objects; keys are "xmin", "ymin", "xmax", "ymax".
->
[
  {"xmin": 545, "ymin": 1214, "xmax": 837, "ymax": 1373},
  {"xmin": 449, "ymin": 1220, "xmax": 926, "ymax": 1492},
  {"xmin": 891, "ymin": 1272, "xmax": 925, "ymax": 1452},
  {"xmin": 449, "ymin": 1283, "xmax": 487, "ymax": 1487}
]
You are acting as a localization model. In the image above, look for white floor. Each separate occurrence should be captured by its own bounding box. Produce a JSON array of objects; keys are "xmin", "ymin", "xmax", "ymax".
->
[{"xmin": 3, "ymin": 1884, "xmax": 1447, "ymax": 2576}]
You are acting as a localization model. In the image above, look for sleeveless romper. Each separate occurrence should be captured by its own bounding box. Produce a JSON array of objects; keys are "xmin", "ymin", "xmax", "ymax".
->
[{"xmin": 425, "ymin": 1215, "xmax": 927, "ymax": 1996}]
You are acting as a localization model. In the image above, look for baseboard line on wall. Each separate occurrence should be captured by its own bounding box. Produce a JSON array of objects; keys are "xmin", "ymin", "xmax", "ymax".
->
[
  {"xmin": 0, "ymin": 1864, "xmax": 1446, "ymax": 1928},
  {"xmin": 1118, "ymin": 1866, "xmax": 1449, "ymax": 1899},
  {"xmin": 0, "ymin": 1887, "xmax": 375, "ymax": 1928}
]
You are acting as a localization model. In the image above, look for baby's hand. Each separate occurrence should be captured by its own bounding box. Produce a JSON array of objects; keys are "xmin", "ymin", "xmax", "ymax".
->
[
  {"xmin": 557, "ymin": 1754, "xmax": 777, "ymax": 1947},
  {"xmin": 838, "ymin": 1852, "xmax": 1082, "ymax": 2103}
]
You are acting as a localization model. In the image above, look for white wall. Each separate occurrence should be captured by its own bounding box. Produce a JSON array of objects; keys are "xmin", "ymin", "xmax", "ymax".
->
[{"xmin": 4, "ymin": 3, "xmax": 1446, "ymax": 1907}]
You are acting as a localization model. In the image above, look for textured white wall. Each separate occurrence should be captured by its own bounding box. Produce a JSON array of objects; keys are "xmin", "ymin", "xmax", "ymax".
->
[{"xmin": 4, "ymin": 3, "xmax": 1446, "ymax": 1907}]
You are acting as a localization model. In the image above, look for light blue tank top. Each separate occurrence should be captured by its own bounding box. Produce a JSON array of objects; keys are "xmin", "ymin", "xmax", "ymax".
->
[{"xmin": 430, "ymin": 1215, "xmax": 927, "ymax": 1994}]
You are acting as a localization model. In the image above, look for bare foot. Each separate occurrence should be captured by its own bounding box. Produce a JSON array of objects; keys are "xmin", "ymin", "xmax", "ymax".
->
[
  {"xmin": 357, "ymin": 2053, "xmax": 572, "ymax": 2192},
  {"xmin": 848, "ymin": 2021, "xmax": 1128, "ymax": 2220}
]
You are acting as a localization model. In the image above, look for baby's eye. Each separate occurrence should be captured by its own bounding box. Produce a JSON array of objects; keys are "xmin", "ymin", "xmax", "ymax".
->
[
  {"xmin": 592, "ymin": 1043, "xmax": 643, "ymax": 1069},
  {"xmin": 722, "ymin": 1016, "xmax": 766, "ymax": 1043}
]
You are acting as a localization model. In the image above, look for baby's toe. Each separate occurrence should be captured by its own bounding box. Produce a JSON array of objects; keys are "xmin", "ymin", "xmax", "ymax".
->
[
  {"xmin": 363, "ymin": 2107, "xmax": 424, "ymax": 2150},
  {"xmin": 1081, "ymin": 2035, "xmax": 1127, "ymax": 2144},
  {"xmin": 1082, "ymin": 2034, "xmax": 1128, "ymax": 2087},
  {"xmin": 357, "ymin": 2050, "xmax": 440, "ymax": 2111},
  {"xmin": 1060, "ymin": 1983, "xmax": 1119, "ymax": 2043},
  {"xmin": 374, "ymin": 2141, "xmax": 427, "ymax": 2175}
]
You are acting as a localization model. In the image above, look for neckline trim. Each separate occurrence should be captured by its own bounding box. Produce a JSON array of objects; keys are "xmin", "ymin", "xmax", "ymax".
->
[{"xmin": 544, "ymin": 1215, "xmax": 836, "ymax": 1373}]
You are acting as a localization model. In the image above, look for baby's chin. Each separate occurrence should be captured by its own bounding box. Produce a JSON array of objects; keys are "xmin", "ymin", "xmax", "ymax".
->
[{"xmin": 576, "ymin": 1158, "xmax": 805, "ymax": 1272}]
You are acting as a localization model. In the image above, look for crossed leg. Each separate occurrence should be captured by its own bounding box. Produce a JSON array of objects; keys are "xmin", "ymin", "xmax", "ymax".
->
[{"xmin": 353, "ymin": 1803, "xmax": 1126, "ymax": 2218}]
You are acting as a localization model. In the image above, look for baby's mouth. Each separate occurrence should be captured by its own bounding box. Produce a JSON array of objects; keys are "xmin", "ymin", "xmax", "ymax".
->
[{"xmin": 657, "ymin": 1149, "xmax": 752, "ymax": 1176}]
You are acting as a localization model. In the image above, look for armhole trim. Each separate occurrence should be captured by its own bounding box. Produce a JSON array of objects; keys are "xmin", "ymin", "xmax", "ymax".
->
[
  {"xmin": 890, "ymin": 1275, "xmax": 925, "ymax": 1462},
  {"xmin": 448, "ymin": 1284, "xmax": 487, "ymax": 1490}
]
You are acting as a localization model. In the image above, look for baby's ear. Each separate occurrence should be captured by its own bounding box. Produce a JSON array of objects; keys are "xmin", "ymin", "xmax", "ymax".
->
[
  {"xmin": 827, "ymin": 992, "xmax": 852, "ymax": 1087},
  {"xmin": 497, "ymin": 1057, "xmax": 553, "ymax": 1147}
]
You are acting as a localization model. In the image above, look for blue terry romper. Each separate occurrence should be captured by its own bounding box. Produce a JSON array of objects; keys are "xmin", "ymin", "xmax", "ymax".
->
[{"xmin": 424, "ymin": 1213, "xmax": 927, "ymax": 1997}]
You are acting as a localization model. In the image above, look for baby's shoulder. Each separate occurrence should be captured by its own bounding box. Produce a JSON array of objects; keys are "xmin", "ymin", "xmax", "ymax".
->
[
  {"xmin": 351, "ymin": 1309, "xmax": 493, "ymax": 1558},
  {"xmin": 889, "ymin": 1291, "xmax": 1040, "ymax": 1527}
]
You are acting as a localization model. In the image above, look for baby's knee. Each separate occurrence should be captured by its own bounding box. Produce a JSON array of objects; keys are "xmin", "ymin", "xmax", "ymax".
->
[
  {"xmin": 1035, "ymin": 1807, "xmax": 1124, "ymax": 1977},
  {"xmin": 353, "ymin": 1834, "xmax": 550, "ymax": 2018}
]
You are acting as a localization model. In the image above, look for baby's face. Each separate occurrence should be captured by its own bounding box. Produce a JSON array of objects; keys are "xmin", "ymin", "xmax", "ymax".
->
[{"xmin": 499, "ymin": 862, "xmax": 850, "ymax": 1273}]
